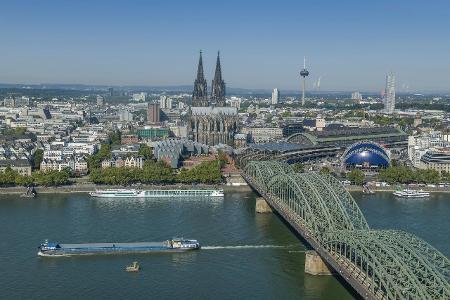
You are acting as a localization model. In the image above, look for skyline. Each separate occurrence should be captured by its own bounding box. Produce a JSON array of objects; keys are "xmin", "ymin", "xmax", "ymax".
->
[{"xmin": 0, "ymin": 1, "xmax": 449, "ymax": 92}]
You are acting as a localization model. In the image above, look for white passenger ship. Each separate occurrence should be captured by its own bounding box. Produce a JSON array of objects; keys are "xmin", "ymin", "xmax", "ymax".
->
[
  {"xmin": 393, "ymin": 189, "xmax": 430, "ymax": 198},
  {"xmin": 89, "ymin": 189, "xmax": 224, "ymax": 198}
]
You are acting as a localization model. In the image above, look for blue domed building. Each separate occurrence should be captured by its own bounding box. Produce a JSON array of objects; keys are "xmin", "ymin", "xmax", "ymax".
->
[{"xmin": 342, "ymin": 141, "xmax": 390, "ymax": 169}]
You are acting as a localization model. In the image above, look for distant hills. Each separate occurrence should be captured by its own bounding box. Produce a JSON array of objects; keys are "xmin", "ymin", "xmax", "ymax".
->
[{"xmin": 0, "ymin": 82, "xmax": 448, "ymax": 96}]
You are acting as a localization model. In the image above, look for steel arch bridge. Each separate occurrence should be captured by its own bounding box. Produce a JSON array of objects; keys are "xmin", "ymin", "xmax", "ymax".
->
[{"xmin": 242, "ymin": 160, "xmax": 450, "ymax": 300}]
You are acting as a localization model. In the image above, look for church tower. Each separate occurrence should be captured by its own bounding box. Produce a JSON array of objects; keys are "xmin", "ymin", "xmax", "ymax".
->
[
  {"xmin": 192, "ymin": 51, "xmax": 209, "ymax": 107},
  {"xmin": 211, "ymin": 51, "xmax": 226, "ymax": 107}
]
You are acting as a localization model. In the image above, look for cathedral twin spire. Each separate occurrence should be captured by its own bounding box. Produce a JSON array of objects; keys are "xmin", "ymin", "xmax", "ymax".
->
[
  {"xmin": 192, "ymin": 51, "xmax": 226, "ymax": 107},
  {"xmin": 192, "ymin": 51, "xmax": 208, "ymax": 107}
]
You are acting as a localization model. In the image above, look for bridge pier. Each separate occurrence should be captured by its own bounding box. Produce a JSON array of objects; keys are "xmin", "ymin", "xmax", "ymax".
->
[
  {"xmin": 304, "ymin": 250, "xmax": 333, "ymax": 275},
  {"xmin": 255, "ymin": 197, "xmax": 272, "ymax": 213}
]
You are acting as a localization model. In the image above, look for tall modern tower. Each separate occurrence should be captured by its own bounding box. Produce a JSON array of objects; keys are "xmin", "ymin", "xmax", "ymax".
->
[
  {"xmin": 271, "ymin": 88, "xmax": 280, "ymax": 105},
  {"xmin": 192, "ymin": 51, "xmax": 209, "ymax": 107},
  {"xmin": 384, "ymin": 73, "xmax": 395, "ymax": 114},
  {"xmin": 300, "ymin": 56, "xmax": 309, "ymax": 106},
  {"xmin": 211, "ymin": 51, "xmax": 226, "ymax": 107}
]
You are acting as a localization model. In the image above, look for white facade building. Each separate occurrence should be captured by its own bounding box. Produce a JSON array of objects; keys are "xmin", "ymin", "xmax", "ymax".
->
[
  {"xmin": 384, "ymin": 73, "xmax": 395, "ymax": 114},
  {"xmin": 96, "ymin": 95, "xmax": 104, "ymax": 106},
  {"xmin": 118, "ymin": 110, "xmax": 133, "ymax": 122},
  {"xmin": 408, "ymin": 131, "xmax": 450, "ymax": 168},
  {"xmin": 132, "ymin": 92, "xmax": 147, "ymax": 102},
  {"xmin": 159, "ymin": 96, "xmax": 172, "ymax": 109},
  {"xmin": 351, "ymin": 92, "xmax": 362, "ymax": 101},
  {"xmin": 271, "ymin": 88, "xmax": 280, "ymax": 105}
]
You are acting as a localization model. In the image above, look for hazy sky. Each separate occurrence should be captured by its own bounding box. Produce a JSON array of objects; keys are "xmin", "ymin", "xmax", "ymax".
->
[{"xmin": 0, "ymin": 0, "xmax": 449, "ymax": 92}]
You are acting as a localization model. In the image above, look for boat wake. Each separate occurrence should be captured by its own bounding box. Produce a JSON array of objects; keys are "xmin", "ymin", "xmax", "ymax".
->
[{"xmin": 202, "ymin": 245, "xmax": 296, "ymax": 250}]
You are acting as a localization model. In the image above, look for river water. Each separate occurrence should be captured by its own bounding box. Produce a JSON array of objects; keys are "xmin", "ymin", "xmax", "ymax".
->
[{"xmin": 0, "ymin": 191, "xmax": 448, "ymax": 299}]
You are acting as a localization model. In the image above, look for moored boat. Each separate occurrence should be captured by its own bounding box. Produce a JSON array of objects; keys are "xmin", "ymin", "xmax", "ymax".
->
[
  {"xmin": 38, "ymin": 238, "xmax": 200, "ymax": 257},
  {"xmin": 21, "ymin": 186, "xmax": 37, "ymax": 198},
  {"xmin": 89, "ymin": 189, "xmax": 224, "ymax": 198},
  {"xmin": 393, "ymin": 189, "xmax": 430, "ymax": 198}
]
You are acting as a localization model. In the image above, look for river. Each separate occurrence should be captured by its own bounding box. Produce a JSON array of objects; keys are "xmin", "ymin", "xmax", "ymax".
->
[{"xmin": 0, "ymin": 191, "xmax": 448, "ymax": 299}]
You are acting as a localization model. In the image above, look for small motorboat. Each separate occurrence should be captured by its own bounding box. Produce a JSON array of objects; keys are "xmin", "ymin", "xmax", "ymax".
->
[{"xmin": 125, "ymin": 261, "xmax": 140, "ymax": 272}]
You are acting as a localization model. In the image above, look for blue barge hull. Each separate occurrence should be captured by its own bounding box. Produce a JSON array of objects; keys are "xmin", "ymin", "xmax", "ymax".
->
[{"xmin": 38, "ymin": 239, "xmax": 200, "ymax": 256}]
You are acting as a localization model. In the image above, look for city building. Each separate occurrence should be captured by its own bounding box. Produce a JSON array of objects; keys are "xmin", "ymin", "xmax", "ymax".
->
[
  {"xmin": 229, "ymin": 97, "xmax": 241, "ymax": 110},
  {"xmin": 96, "ymin": 95, "xmax": 105, "ymax": 106},
  {"xmin": 351, "ymin": 92, "xmax": 363, "ymax": 101},
  {"xmin": 271, "ymin": 88, "xmax": 280, "ymax": 105},
  {"xmin": 147, "ymin": 103, "xmax": 160, "ymax": 124},
  {"xmin": 153, "ymin": 139, "xmax": 209, "ymax": 168},
  {"xmin": 14, "ymin": 96, "xmax": 30, "ymax": 107},
  {"xmin": 121, "ymin": 134, "xmax": 139, "ymax": 145},
  {"xmin": 118, "ymin": 110, "xmax": 133, "ymax": 122},
  {"xmin": 101, "ymin": 156, "xmax": 144, "ymax": 169},
  {"xmin": 188, "ymin": 51, "xmax": 238, "ymax": 146},
  {"xmin": 40, "ymin": 156, "xmax": 88, "ymax": 174},
  {"xmin": 234, "ymin": 133, "xmax": 248, "ymax": 148},
  {"xmin": 160, "ymin": 96, "xmax": 172, "ymax": 109},
  {"xmin": 419, "ymin": 148, "xmax": 450, "ymax": 173},
  {"xmin": 287, "ymin": 126, "xmax": 407, "ymax": 149},
  {"xmin": 384, "ymin": 73, "xmax": 395, "ymax": 114},
  {"xmin": 0, "ymin": 159, "xmax": 32, "ymax": 176},
  {"xmin": 303, "ymin": 117, "xmax": 326, "ymax": 132},
  {"xmin": 3, "ymin": 96, "xmax": 15, "ymax": 107},
  {"xmin": 137, "ymin": 126, "xmax": 169, "ymax": 140},
  {"xmin": 241, "ymin": 127, "xmax": 283, "ymax": 143},
  {"xmin": 341, "ymin": 141, "xmax": 391, "ymax": 170},
  {"xmin": 408, "ymin": 131, "xmax": 450, "ymax": 168},
  {"xmin": 132, "ymin": 92, "xmax": 147, "ymax": 102}
]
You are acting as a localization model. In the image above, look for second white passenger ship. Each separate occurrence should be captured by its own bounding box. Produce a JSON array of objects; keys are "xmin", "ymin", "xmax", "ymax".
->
[
  {"xmin": 89, "ymin": 189, "xmax": 224, "ymax": 198},
  {"xmin": 393, "ymin": 189, "xmax": 430, "ymax": 198}
]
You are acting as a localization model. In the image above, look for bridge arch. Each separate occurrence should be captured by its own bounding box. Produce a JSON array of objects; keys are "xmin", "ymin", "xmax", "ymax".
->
[
  {"xmin": 241, "ymin": 160, "xmax": 450, "ymax": 299},
  {"xmin": 267, "ymin": 173, "xmax": 323, "ymax": 236},
  {"xmin": 323, "ymin": 230, "xmax": 450, "ymax": 300}
]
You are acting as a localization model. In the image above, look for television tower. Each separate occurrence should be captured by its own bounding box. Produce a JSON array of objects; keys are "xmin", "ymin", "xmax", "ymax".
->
[{"xmin": 300, "ymin": 56, "xmax": 309, "ymax": 106}]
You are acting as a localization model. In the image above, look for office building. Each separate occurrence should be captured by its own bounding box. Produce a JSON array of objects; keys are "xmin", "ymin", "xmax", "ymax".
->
[
  {"xmin": 384, "ymin": 73, "xmax": 395, "ymax": 114},
  {"xmin": 160, "ymin": 96, "xmax": 172, "ymax": 109},
  {"xmin": 271, "ymin": 88, "xmax": 280, "ymax": 105},
  {"xmin": 96, "ymin": 95, "xmax": 104, "ymax": 106},
  {"xmin": 351, "ymin": 92, "xmax": 363, "ymax": 101},
  {"xmin": 132, "ymin": 92, "xmax": 147, "ymax": 102},
  {"xmin": 118, "ymin": 110, "xmax": 133, "ymax": 122},
  {"xmin": 147, "ymin": 103, "xmax": 160, "ymax": 124}
]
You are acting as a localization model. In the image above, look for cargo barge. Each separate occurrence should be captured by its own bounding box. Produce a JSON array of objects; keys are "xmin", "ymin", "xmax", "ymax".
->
[
  {"xmin": 89, "ymin": 189, "xmax": 224, "ymax": 198},
  {"xmin": 38, "ymin": 238, "xmax": 200, "ymax": 257}
]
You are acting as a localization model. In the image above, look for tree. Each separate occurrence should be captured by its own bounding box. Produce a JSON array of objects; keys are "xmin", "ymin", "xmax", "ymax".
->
[
  {"xmin": 0, "ymin": 167, "xmax": 18, "ymax": 186},
  {"xmin": 319, "ymin": 166, "xmax": 330, "ymax": 174},
  {"xmin": 33, "ymin": 149, "xmax": 44, "ymax": 170},
  {"xmin": 109, "ymin": 131, "xmax": 121, "ymax": 145},
  {"xmin": 218, "ymin": 151, "xmax": 228, "ymax": 168},
  {"xmin": 176, "ymin": 160, "xmax": 223, "ymax": 184},
  {"xmin": 138, "ymin": 144, "xmax": 153, "ymax": 160},
  {"xmin": 292, "ymin": 163, "xmax": 305, "ymax": 173},
  {"xmin": 87, "ymin": 143, "xmax": 112, "ymax": 171},
  {"xmin": 347, "ymin": 169, "xmax": 365, "ymax": 185}
]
